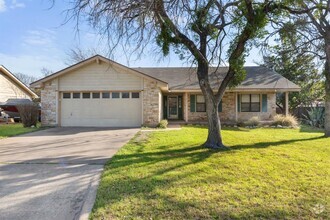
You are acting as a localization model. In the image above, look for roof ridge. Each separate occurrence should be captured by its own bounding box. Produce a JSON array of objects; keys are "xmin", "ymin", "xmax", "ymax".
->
[
  {"xmin": 0, "ymin": 65, "xmax": 38, "ymax": 98},
  {"xmin": 133, "ymin": 66, "xmax": 262, "ymax": 69}
]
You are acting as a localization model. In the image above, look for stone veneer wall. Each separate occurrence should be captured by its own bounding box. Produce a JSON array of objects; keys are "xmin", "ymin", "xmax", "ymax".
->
[
  {"xmin": 143, "ymin": 79, "xmax": 161, "ymax": 127},
  {"xmin": 237, "ymin": 92, "xmax": 276, "ymax": 121},
  {"xmin": 188, "ymin": 92, "xmax": 236, "ymax": 122},
  {"xmin": 40, "ymin": 80, "xmax": 57, "ymax": 126}
]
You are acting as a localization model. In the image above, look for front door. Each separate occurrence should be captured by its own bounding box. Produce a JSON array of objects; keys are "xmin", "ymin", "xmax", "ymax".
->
[{"xmin": 168, "ymin": 96, "xmax": 178, "ymax": 119}]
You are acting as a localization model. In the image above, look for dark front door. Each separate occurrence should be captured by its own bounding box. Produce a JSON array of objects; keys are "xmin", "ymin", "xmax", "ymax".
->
[{"xmin": 168, "ymin": 96, "xmax": 178, "ymax": 119}]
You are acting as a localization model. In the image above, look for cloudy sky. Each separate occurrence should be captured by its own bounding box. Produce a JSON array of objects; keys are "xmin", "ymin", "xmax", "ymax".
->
[{"xmin": 0, "ymin": 0, "xmax": 261, "ymax": 79}]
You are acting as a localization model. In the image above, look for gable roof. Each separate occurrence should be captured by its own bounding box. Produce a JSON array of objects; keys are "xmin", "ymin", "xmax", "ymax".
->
[
  {"xmin": 0, "ymin": 65, "xmax": 38, "ymax": 98},
  {"xmin": 30, "ymin": 54, "xmax": 300, "ymax": 92},
  {"xmin": 30, "ymin": 55, "xmax": 168, "ymax": 88},
  {"xmin": 134, "ymin": 66, "xmax": 301, "ymax": 92}
]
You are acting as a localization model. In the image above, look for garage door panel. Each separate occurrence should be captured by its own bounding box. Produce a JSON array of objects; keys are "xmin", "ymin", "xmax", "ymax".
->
[
  {"xmin": 61, "ymin": 92, "xmax": 142, "ymax": 127},
  {"xmin": 61, "ymin": 118, "xmax": 140, "ymax": 127}
]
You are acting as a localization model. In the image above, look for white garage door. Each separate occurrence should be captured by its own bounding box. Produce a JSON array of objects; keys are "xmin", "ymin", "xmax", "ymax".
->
[{"xmin": 60, "ymin": 91, "xmax": 142, "ymax": 127}]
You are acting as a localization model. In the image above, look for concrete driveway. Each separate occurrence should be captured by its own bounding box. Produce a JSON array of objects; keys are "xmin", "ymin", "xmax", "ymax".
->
[{"xmin": 0, "ymin": 127, "xmax": 139, "ymax": 220}]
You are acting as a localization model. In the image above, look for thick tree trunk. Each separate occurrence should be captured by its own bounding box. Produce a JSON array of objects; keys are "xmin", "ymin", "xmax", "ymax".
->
[
  {"xmin": 197, "ymin": 61, "xmax": 227, "ymax": 149},
  {"xmin": 203, "ymin": 95, "xmax": 227, "ymax": 149},
  {"xmin": 324, "ymin": 35, "xmax": 330, "ymax": 137},
  {"xmin": 325, "ymin": 86, "xmax": 330, "ymax": 137},
  {"xmin": 324, "ymin": 61, "xmax": 330, "ymax": 137}
]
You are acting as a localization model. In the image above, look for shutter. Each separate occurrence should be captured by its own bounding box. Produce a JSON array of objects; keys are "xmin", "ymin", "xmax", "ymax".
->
[
  {"xmin": 190, "ymin": 95, "xmax": 196, "ymax": 112},
  {"xmin": 262, "ymin": 94, "xmax": 268, "ymax": 112},
  {"xmin": 237, "ymin": 94, "xmax": 241, "ymax": 112},
  {"xmin": 163, "ymin": 96, "xmax": 167, "ymax": 119},
  {"xmin": 218, "ymin": 100, "xmax": 222, "ymax": 112}
]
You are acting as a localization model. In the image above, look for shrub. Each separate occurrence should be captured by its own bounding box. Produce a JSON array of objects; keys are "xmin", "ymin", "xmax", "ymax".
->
[
  {"xmin": 16, "ymin": 103, "xmax": 39, "ymax": 127},
  {"xmin": 244, "ymin": 116, "xmax": 260, "ymax": 127},
  {"xmin": 157, "ymin": 119, "xmax": 168, "ymax": 129},
  {"xmin": 272, "ymin": 114, "xmax": 299, "ymax": 128},
  {"xmin": 236, "ymin": 119, "xmax": 245, "ymax": 127},
  {"xmin": 272, "ymin": 114, "xmax": 283, "ymax": 126},
  {"xmin": 302, "ymin": 107, "xmax": 325, "ymax": 128}
]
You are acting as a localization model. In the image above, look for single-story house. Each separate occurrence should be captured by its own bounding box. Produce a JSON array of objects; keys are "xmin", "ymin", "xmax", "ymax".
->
[
  {"xmin": 31, "ymin": 55, "xmax": 300, "ymax": 127},
  {"xmin": 0, "ymin": 65, "xmax": 38, "ymax": 102}
]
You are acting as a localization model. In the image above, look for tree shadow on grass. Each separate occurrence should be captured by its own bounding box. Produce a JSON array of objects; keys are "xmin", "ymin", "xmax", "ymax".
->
[
  {"xmin": 184, "ymin": 125, "xmax": 251, "ymax": 132},
  {"xmin": 299, "ymin": 125, "xmax": 325, "ymax": 134},
  {"xmin": 110, "ymin": 133, "xmax": 326, "ymax": 173},
  {"xmin": 108, "ymin": 144, "xmax": 215, "ymax": 171},
  {"xmin": 93, "ymin": 143, "xmax": 221, "ymax": 218},
  {"xmin": 92, "ymin": 134, "xmax": 328, "ymax": 219},
  {"xmin": 222, "ymin": 126, "xmax": 251, "ymax": 132},
  {"xmin": 229, "ymin": 135, "xmax": 326, "ymax": 150}
]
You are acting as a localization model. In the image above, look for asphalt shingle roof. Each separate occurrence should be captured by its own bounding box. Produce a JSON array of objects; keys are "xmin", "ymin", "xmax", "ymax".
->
[{"xmin": 134, "ymin": 66, "xmax": 300, "ymax": 91}]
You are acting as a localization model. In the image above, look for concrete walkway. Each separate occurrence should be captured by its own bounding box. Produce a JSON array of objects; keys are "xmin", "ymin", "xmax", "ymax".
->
[{"xmin": 0, "ymin": 127, "xmax": 139, "ymax": 220}]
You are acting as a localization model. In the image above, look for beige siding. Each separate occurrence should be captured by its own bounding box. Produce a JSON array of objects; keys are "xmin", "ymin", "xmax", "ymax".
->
[
  {"xmin": 0, "ymin": 72, "xmax": 31, "ymax": 102},
  {"xmin": 40, "ymin": 61, "xmax": 164, "ymax": 127},
  {"xmin": 59, "ymin": 62, "xmax": 143, "ymax": 91}
]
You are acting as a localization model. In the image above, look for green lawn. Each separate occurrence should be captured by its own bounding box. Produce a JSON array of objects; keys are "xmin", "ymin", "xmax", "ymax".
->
[
  {"xmin": 92, "ymin": 126, "xmax": 330, "ymax": 219},
  {"xmin": 0, "ymin": 123, "xmax": 41, "ymax": 139}
]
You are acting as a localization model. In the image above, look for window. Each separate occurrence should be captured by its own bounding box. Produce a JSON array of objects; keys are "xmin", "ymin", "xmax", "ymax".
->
[
  {"xmin": 196, "ymin": 95, "xmax": 206, "ymax": 112},
  {"xmin": 82, "ymin": 92, "xmax": 91, "ymax": 99},
  {"xmin": 73, "ymin": 93, "xmax": 80, "ymax": 99},
  {"xmin": 92, "ymin": 92, "xmax": 100, "ymax": 99},
  {"xmin": 63, "ymin": 93, "xmax": 71, "ymax": 99},
  {"xmin": 102, "ymin": 92, "xmax": 110, "ymax": 99},
  {"xmin": 122, "ymin": 92, "xmax": 130, "ymax": 98},
  {"xmin": 132, "ymin": 92, "xmax": 140, "ymax": 98},
  {"xmin": 241, "ymin": 94, "xmax": 260, "ymax": 112},
  {"xmin": 112, "ymin": 92, "xmax": 120, "ymax": 98}
]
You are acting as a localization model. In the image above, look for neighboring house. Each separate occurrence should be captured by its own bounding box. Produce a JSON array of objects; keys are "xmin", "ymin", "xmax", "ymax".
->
[
  {"xmin": 0, "ymin": 65, "xmax": 38, "ymax": 102},
  {"xmin": 30, "ymin": 55, "xmax": 300, "ymax": 127}
]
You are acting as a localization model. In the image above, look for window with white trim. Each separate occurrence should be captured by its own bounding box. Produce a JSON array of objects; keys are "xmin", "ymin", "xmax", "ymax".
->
[
  {"xmin": 102, "ymin": 92, "xmax": 110, "ymax": 99},
  {"xmin": 122, "ymin": 92, "xmax": 130, "ymax": 98},
  {"xmin": 82, "ymin": 92, "xmax": 91, "ymax": 99},
  {"xmin": 73, "ymin": 93, "xmax": 80, "ymax": 99},
  {"xmin": 63, "ymin": 93, "xmax": 71, "ymax": 99},
  {"xmin": 132, "ymin": 92, "xmax": 140, "ymax": 98},
  {"xmin": 92, "ymin": 92, "xmax": 100, "ymax": 99},
  {"xmin": 112, "ymin": 92, "xmax": 120, "ymax": 99}
]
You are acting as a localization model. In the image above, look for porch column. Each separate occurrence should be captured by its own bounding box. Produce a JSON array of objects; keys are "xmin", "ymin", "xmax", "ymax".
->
[
  {"xmin": 285, "ymin": 91, "xmax": 289, "ymax": 116},
  {"xmin": 184, "ymin": 92, "xmax": 188, "ymax": 122}
]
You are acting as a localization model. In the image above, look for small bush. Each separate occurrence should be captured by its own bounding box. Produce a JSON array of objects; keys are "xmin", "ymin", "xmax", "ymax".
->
[
  {"xmin": 16, "ymin": 103, "xmax": 39, "ymax": 127},
  {"xmin": 157, "ymin": 120, "xmax": 168, "ymax": 129},
  {"xmin": 272, "ymin": 114, "xmax": 299, "ymax": 128},
  {"xmin": 272, "ymin": 115, "xmax": 283, "ymax": 126},
  {"xmin": 244, "ymin": 116, "xmax": 260, "ymax": 127},
  {"xmin": 236, "ymin": 119, "xmax": 245, "ymax": 127}
]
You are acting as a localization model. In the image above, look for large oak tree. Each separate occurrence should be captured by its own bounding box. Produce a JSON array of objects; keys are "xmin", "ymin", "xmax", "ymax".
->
[
  {"xmin": 276, "ymin": 0, "xmax": 330, "ymax": 136},
  {"xmin": 68, "ymin": 0, "xmax": 281, "ymax": 149},
  {"xmin": 261, "ymin": 26, "xmax": 324, "ymax": 112}
]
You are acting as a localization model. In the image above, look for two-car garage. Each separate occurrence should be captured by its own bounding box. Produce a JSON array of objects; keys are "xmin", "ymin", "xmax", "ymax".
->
[
  {"xmin": 60, "ymin": 91, "xmax": 142, "ymax": 127},
  {"xmin": 31, "ymin": 55, "xmax": 166, "ymax": 128},
  {"xmin": 31, "ymin": 56, "xmax": 160, "ymax": 127}
]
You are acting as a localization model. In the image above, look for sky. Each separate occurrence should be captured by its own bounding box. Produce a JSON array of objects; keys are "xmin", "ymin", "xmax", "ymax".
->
[{"xmin": 0, "ymin": 0, "xmax": 262, "ymax": 79}]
